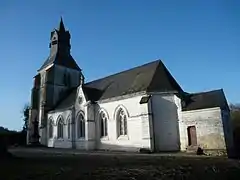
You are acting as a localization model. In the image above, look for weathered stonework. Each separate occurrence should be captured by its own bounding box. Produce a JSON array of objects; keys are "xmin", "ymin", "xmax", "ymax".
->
[{"xmin": 181, "ymin": 108, "xmax": 227, "ymax": 151}]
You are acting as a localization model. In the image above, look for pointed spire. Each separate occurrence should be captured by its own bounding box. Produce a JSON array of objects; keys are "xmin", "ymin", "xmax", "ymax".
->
[{"xmin": 58, "ymin": 16, "xmax": 66, "ymax": 32}]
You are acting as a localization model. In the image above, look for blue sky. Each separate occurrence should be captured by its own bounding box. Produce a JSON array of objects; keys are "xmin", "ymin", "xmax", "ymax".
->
[{"xmin": 0, "ymin": 0, "xmax": 239, "ymax": 130}]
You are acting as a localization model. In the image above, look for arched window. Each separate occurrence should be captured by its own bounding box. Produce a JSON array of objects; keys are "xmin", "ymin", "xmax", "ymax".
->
[
  {"xmin": 57, "ymin": 117, "xmax": 64, "ymax": 139},
  {"xmin": 77, "ymin": 113, "xmax": 85, "ymax": 138},
  {"xmin": 49, "ymin": 119, "xmax": 53, "ymax": 139},
  {"xmin": 117, "ymin": 108, "xmax": 127, "ymax": 136},
  {"xmin": 100, "ymin": 111, "xmax": 108, "ymax": 137},
  {"xmin": 67, "ymin": 118, "xmax": 71, "ymax": 139}
]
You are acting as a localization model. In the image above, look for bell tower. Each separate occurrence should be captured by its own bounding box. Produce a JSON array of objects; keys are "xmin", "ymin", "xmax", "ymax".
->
[
  {"xmin": 49, "ymin": 17, "xmax": 71, "ymax": 57},
  {"xmin": 27, "ymin": 17, "xmax": 84, "ymax": 145}
]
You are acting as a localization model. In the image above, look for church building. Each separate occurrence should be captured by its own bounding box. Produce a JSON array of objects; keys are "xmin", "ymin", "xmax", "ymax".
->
[{"xmin": 27, "ymin": 19, "xmax": 234, "ymax": 154}]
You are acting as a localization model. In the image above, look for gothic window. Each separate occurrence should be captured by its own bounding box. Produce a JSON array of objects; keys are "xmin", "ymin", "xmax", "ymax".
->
[
  {"xmin": 100, "ymin": 111, "xmax": 108, "ymax": 137},
  {"xmin": 57, "ymin": 117, "xmax": 64, "ymax": 139},
  {"xmin": 67, "ymin": 118, "xmax": 71, "ymax": 139},
  {"xmin": 117, "ymin": 108, "xmax": 128, "ymax": 136},
  {"xmin": 77, "ymin": 113, "xmax": 85, "ymax": 138},
  {"xmin": 49, "ymin": 119, "xmax": 53, "ymax": 139}
]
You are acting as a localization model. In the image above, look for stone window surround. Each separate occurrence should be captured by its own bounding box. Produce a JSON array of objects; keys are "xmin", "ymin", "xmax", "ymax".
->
[
  {"xmin": 98, "ymin": 109, "xmax": 109, "ymax": 141},
  {"xmin": 76, "ymin": 112, "xmax": 85, "ymax": 139},
  {"xmin": 67, "ymin": 117, "xmax": 71, "ymax": 139},
  {"xmin": 57, "ymin": 116, "xmax": 64, "ymax": 140},
  {"xmin": 48, "ymin": 117, "xmax": 54, "ymax": 139},
  {"xmin": 114, "ymin": 105, "xmax": 129, "ymax": 140}
]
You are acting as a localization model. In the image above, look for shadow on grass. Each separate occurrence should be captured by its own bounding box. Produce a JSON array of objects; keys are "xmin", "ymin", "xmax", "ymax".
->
[{"xmin": 1, "ymin": 149, "xmax": 240, "ymax": 180}]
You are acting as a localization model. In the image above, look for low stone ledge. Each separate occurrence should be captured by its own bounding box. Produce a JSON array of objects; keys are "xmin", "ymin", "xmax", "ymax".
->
[
  {"xmin": 139, "ymin": 148, "xmax": 152, "ymax": 154},
  {"xmin": 203, "ymin": 149, "xmax": 227, "ymax": 157}
]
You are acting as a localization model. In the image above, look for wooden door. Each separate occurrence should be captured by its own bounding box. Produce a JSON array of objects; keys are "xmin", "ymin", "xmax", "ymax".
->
[{"xmin": 187, "ymin": 126, "xmax": 197, "ymax": 146}]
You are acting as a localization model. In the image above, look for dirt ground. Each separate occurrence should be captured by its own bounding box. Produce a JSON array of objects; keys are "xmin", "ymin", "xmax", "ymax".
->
[{"xmin": 1, "ymin": 148, "xmax": 240, "ymax": 180}]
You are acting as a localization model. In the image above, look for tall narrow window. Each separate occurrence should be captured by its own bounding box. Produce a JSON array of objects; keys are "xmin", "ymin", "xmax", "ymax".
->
[
  {"xmin": 67, "ymin": 118, "xmax": 71, "ymax": 139},
  {"xmin": 77, "ymin": 114, "xmax": 85, "ymax": 138},
  {"xmin": 49, "ymin": 119, "xmax": 53, "ymax": 139},
  {"xmin": 57, "ymin": 118, "xmax": 64, "ymax": 139},
  {"xmin": 100, "ymin": 112, "xmax": 108, "ymax": 137},
  {"xmin": 117, "ymin": 109, "xmax": 127, "ymax": 136}
]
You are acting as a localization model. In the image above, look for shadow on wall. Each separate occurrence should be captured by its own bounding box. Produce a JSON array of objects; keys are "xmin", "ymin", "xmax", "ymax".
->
[
  {"xmin": 97, "ymin": 142, "xmax": 150, "ymax": 152},
  {"xmin": 48, "ymin": 137, "xmax": 153, "ymax": 152},
  {"xmin": 94, "ymin": 103, "xmax": 101, "ymax": 149},
  {"xmin": 222, "ymin": 125, "xmax": 231, "ymax": 158},
  {"xmin": 36, "ymin": 97, "xmax": 182, "ymax": 153},
  {"xmin": 221, "ymin": 113, "xmax": 237, "ymax": 158},
  {"xmin": 49, "ymin": 142, "xmax": 152, "ymax": 153},
  {"xmin": 92, "ymin": 102, "xmax": 153, "ymax": 152},
  {"xmin": 151, "ymin": 96, "xmax": 181, "ymax": 152},
  {"xmin": 52, "ymin": 139, "xmax": 73, "ymax": 149},
  {"xmin": 46, "ymin": 101, "xmax": 156, "ymax": 152}
]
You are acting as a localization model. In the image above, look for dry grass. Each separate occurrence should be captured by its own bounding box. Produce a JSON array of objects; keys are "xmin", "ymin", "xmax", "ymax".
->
[{"xmin": 1, "ymin": 149, "xmax": 240, "ymax": 180}]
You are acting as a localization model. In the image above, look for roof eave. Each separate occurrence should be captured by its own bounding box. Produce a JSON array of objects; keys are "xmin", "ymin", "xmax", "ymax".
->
[
  {"xmin": 48, "ymin": 105, "xmax": 74, "ymax": 114},
  {"xmin": 147, "ymin": 90, "xmax": 179, "ymax": 95},
  {"xmin": 37, "ymin": 63, "xmax": 54, "ymax": 73}
]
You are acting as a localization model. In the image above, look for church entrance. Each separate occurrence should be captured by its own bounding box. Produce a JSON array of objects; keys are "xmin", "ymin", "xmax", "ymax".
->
[{"xmin": 187, "ymin": 126, "xmax": 197, "ymax": 146}]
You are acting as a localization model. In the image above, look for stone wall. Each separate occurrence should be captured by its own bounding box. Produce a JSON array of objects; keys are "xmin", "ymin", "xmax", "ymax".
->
[
  {"xmin": 45, "ymin": 90, "xmax": 152, "ymax": 152},
  {"xmin": 47, "ymin": 109, "xmax": 72, "ymax": 148},
  {"xmin": 181, "ymin": 107, "xmax": 226, "ymax": 151},
  {"xmin": 96, "ymin": 92, "xmax": 152, "ymax": 152},
  {"xmin": 150, "ymin": 93, "xmax": 181, "ymax": 152}
]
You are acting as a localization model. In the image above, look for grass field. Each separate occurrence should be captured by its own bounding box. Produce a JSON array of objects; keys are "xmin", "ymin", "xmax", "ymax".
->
[{"xmin": 1, "ymin": 148, "xmax": 240, "ymax": 180}]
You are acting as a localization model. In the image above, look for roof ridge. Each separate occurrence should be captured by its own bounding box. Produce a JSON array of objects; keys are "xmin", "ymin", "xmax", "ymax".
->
[
  {"xmin": 146, "ymin": 60, "xmax": 183, "ymax": 93},
  {"xmin": 188, "ymin": 88, "xmax": 223, "ymax": 95},
  {"xmin": 183, "ymin": 88, "xmax": 228, "ymax": 111},
  {"xmin": 85, "ymin": 59, "xmax": 161, "ymax": 85},
  {"xmin": 145, "ymin": 60, "xmax": 162, "ymax": 90}
]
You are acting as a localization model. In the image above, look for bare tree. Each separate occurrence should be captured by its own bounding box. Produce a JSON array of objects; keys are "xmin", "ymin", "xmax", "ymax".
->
[
  {"xmin": 22, "ymin": 103, "xmax": 30, "ymax": 132},
  {"xmin": 230, "ymin": 103, "xmax": 240, "ymax": 128},
  {"xmin": 230, "ymin": 103, "xmax": 240, "ymax": 155}
]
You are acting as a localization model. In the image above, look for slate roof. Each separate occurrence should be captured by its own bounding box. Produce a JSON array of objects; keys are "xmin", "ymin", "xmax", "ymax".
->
[
  {"xmin": 52, "ymin": 88, "xmax": 77, "ymax": 110},
  {"xmin": 38, "ymin": 18, "xmax": 80, "ymax": 71},
  {"xmin": 182, "ymin": 89, "xmax": 229, "ymax": 111},
  {"xmin": 51, "ymin": 60, "xmax": 228, "ymax": 112},
  {"xmin": 51, "ymin": 59, "xmax": 183, "ymax": 111},
  {"xmin": 84, "ymin": 59, "xmax": 184, "ymax": 100},
  {"xmin": 50, "ymin": 86, "xmax": 104, "ymax": 111},
  {"xmin": 39, "ymin": 52, "xmax": 80, "ymax": 71}
]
